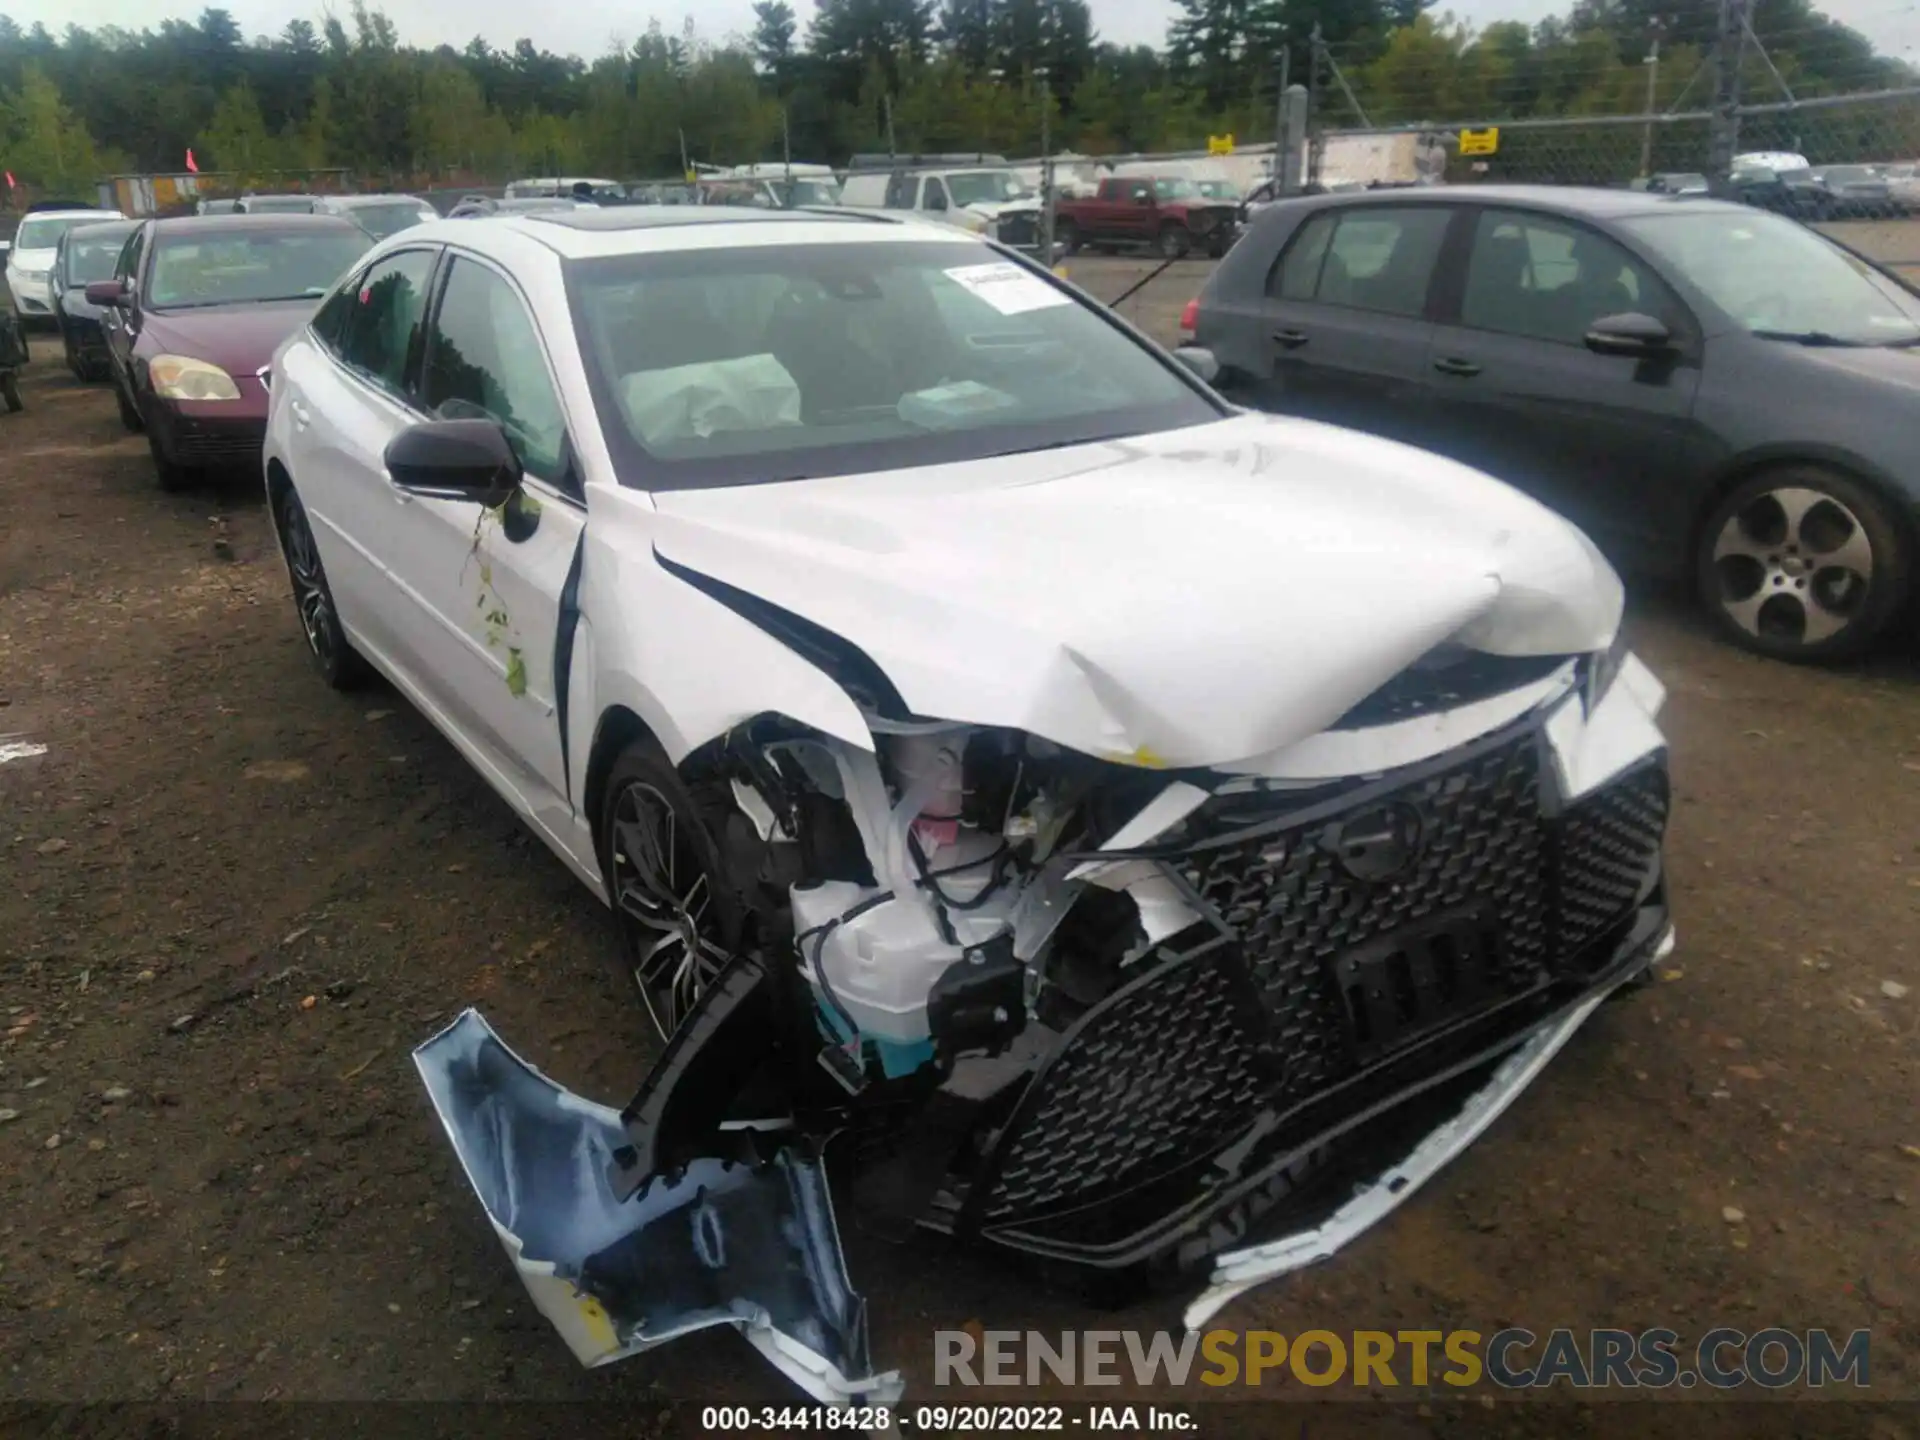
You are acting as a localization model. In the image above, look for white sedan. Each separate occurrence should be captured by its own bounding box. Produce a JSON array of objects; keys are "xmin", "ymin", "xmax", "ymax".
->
[{"xmin": 264, "ymin": 207, "xmax": 1674, "ymax": 1403}]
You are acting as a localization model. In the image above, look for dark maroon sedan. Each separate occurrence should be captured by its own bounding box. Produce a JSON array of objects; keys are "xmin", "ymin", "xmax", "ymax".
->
[{"xmin": 90, "ymin": 213, "xmax": 373, "ymax": 489}]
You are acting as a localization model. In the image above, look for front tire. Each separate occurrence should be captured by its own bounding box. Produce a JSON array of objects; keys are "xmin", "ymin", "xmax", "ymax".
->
[
  {"xmin": 114, "ymin": 377, "xmax": 143, "ymax": 432},
  {"xmin": 1696, "ymin": 466, "xmax": 1909, "ymax": 662},
  {"xmin": 598, "ymin": 740, "xmax": 741, "ymax": 1042},
  {"xmin": 1158, "ymin": 224, "xmax": 1191, "ymax": 259},
  {"xmin": 273, "ymin": 482, "xmax": 371, "ymax": 689},
  {"xmin": 147, "ymin": 431, "xmax": 190, "ymax": 492},
  {"xmin": 1055, "ymin": 218, "xmax": 1080, "ymax": 255}
]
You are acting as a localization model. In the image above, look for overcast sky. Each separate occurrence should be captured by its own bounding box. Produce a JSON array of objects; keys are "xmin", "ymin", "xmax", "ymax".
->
[{"xmin": 5, "ymin": 0, "xmax": 1917, "ymax": 66}]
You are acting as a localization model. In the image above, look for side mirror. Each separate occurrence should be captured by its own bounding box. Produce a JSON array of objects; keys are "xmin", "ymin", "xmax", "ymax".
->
[
  {"xmin": 383, "ymin": 419, "xmax": 522, "ymax": 505},
  {"xmin": 1135, "ymin": 194, "xmax": 1154, "ymax": 207},
  {"xmin": 85, "ymin": 280, "xmax": 128, "ymax": 308},
  {"xmin": 925, "ymin": 193, "xmax": 948, "ymax": 212},
  {"xmin": 1584, "ymin": 311, "xmax": 1674, "ymax": 357},
  {"xmin": 1173, "ymin": 345, "xmax": 1221, "ymax": 384}
]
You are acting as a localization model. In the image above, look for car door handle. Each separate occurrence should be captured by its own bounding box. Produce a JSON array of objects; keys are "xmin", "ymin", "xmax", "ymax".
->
[
  {"xmin": 1272, "ymin": 328, "xmax": 1310, "ymax": 349},
  {"xmin": 289, "ymin": 398, "xmax": 311, "ymax": 428},
  {"xmin": 1432, "ymin": 356, "xmax": 1482, "ymax": 378}
]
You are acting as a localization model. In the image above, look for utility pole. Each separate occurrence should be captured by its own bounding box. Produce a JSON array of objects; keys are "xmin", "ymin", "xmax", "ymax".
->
[
  {"xmin": 883, "ymin": 93, "xmax": 897, "ymax": 160},
  {"xmin": 1275, "ymin": 44, "xmax": 1289, "ymax": 155},
  {"xmin": 1306, "ymin": 23, "xmax": 1323, "ymax": 190},
  {"xmin": 1039, "ymin": 65, "xmax": 1054, "ymax": 263},
  {"xmin": 1708, "ymin": 0, "xmax": 1748, "ymax": 177},
  {"xmin": 782, "ymin": 106, "xmax": 792, "ymax": 189},
  {"xmin": 1639, "ymin": 33, "xmax": 1661, "ymax": 178}
]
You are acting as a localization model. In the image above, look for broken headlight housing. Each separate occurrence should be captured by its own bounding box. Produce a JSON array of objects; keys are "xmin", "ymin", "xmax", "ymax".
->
[{"xmin": 1582, "ymin": 628, "xmax": 1631, "ymax": 715}]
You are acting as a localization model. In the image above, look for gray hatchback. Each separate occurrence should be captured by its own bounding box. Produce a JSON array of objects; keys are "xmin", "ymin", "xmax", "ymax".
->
[{"xmin": 1188, "ymin": 186, "xmax": 1920, "ymax": 662}]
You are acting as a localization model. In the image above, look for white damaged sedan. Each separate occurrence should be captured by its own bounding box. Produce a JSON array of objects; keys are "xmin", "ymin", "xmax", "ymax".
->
[{"xmin": 263, "ymin": 207, "xmax": 1674, "ymax": 1405}]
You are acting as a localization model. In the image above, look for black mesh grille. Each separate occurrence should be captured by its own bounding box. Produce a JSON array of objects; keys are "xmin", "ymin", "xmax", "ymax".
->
[
  {"xmin": 1178, "ymin": 734, "xmax": 1549, "ymax": 1099},
  {"xmin": 171, "ymin": 423, "xmax": 265, "ymax": 464},
  {"xmin": 980, "ymin": 946, "xmax": 1267, "ymax": 1221},
  {"xmin": 1554, "ymin": 763, "xmax": 1669, "ymax": 956},
  {"xmin": 995, "ymin": 213, "xmax": 1039, "ymax": 248},
  {"xmin": 973, "ymin": 729, "xmax": 1667, "ymax": 1231}
]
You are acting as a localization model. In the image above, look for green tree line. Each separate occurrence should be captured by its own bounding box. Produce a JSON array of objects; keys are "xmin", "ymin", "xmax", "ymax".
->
[{"xmin": 0, "ymin": 0, "xmax": 1907, "ymax": 195}]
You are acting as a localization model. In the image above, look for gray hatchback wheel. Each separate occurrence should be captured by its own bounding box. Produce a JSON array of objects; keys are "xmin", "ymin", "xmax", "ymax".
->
[{"xmin": 1699, "ymin": 470, "xmax": 1908, "ymax": 662}]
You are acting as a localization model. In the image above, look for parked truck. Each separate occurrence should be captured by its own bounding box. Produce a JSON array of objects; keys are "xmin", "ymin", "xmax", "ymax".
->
[{"xmin": 1053, "ymin": 174, "xmax": 1241, "ymax": 258}]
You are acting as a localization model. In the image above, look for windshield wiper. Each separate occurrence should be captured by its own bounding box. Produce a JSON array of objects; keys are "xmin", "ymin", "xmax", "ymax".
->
[
  {"xmin": 1751, "ymin": 329, "xmax": 1867, "ymax": 347},
  {"xmin": 1753, "ymin": 327, "xmax": 1920, "ymax": 349}
]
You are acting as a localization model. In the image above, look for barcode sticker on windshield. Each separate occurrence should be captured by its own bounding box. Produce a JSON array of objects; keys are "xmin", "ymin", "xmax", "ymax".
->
[{"xmin": 944, "ymin": 262, "xmax": 1070, "ymax": 316}]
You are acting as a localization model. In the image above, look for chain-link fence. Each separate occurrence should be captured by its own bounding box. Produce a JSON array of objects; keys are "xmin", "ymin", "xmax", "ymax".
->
[{"xmin": 1311, "ymin": 89, "xmax": 1920, "ymax": 233}]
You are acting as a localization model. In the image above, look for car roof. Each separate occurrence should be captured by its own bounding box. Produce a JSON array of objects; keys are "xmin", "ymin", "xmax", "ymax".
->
[
  {"xmin": 147, "ymin": 213, "xmax": 368, "ymax": 237},
  {"xmin": 64, "ymin": 219, "xmax": 140, "ymax": 239},
  {"xmin": 19, "ymin": 209, "xmax": 122, "ymax": 223},
  {"xmin": 1294, "ymin": 184, "xmax": 1747, "ymax": 221},
  {"xmin": 405, "ymin": 206, "xmax": 967, "ymax": 261},
  {"xmin": 328, "ymin": 193, "xmax": 430, "ymax": 206}
]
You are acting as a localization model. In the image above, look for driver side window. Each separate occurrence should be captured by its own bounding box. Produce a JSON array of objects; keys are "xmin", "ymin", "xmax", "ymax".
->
[
  {"xmin": 1460, "ymin": 209, "xmax": 1678, "ymax": 347},
  {"xmin": 115, "ymin": 229, "xmax": 145, "ymax": 292},
  {"xmin": 922, "ymin": 178, "xmax": 950, "ymax": 212},
  {"xmin": 335, "ymin": 249, "xmax": 437, "ymax": 397},
  {"xmin": 420, "ymin": 257, "xmax": 570, "ymax": 488}
]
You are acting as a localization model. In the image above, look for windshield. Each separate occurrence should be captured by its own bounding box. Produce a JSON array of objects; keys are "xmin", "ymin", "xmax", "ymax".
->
[
  {"xmin": 64, "ymin": 230, "xmax": 131, "ymax": 284},
  {"xmin": 1621, "ymin": 210, "xmax": 1920, "ymax": 346},
  {"xmin": 1195, "ymin": 179, "xmax": 1240, "ymax": 200},
  {"xmin": 17, "ymin": 216, "xmax": 109, "ymax": 251},
  {"xmin": 566, "ymin": 238, "xmax": 1217, "ymax": 489},
  {"xmin": 345, "ymin": 201, "xmax": 437, "ymax": 240},
  {"xmin": 149, "ymin": 230, "xmax": 374, "ymax": 309},
  {"xmin": 1154, "ymin": 178, "xmax": 1201, "ymax": 200},
  {"xmin": 945, "ymin": 171, "xmax": 1031, "ymax": 207}
]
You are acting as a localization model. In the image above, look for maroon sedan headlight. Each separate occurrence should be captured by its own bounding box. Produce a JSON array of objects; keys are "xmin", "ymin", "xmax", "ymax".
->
[{"xmin": 150, "ymin": 354, "xmax": 242, "ymax": 402}]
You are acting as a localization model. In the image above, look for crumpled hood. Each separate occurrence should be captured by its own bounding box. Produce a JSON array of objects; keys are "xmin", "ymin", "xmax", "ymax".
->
[
  {"xmin": 136, "ymin": 298, "xmax": 318, "ymax": 374},
  {"xmin": 650, "ymin": 412, "xmax": 1623, "ymax": 768}
]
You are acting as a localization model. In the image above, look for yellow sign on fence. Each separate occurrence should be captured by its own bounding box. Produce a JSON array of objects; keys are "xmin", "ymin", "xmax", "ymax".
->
[
  {"xmin": 1458, "ymin": 127, "xmax": 1500, "ymax": 156},
  {"xmin": 1207, "ymin": 134, "xmax": 1235, "ymax": 156}
]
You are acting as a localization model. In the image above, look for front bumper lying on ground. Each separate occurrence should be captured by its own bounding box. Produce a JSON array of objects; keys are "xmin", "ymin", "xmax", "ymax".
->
[{"xmin": 415, "ymin": 1009, "xmax": 904, "ymax": 1406}]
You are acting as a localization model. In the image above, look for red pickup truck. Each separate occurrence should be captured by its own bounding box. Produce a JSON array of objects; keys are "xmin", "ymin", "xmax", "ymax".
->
[{"xmin": 1053, "ymin": 176, "xmax": 1240, "ymax": 259}]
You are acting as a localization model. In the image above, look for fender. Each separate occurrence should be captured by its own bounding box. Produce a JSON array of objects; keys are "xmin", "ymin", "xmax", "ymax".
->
[{"xmin": 577, "ymin": 522, "xmax": 873, "ymax": 766}]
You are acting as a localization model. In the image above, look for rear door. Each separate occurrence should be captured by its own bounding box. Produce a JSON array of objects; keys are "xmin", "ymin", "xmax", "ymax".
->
[
  {"xmin": 1420, "ymin": 205, "xmax": 1708, "ymax": 555},
  {"xmin": 1220, "ymin": 201, "xmax": 1457, "ymax": 446},
  {"xmin": 276, "ymin": 245, "xmax": 443, "ymax": 668}
]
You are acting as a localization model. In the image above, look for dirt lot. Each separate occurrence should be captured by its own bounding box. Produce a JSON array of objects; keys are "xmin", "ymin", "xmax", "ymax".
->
[{"xmin": 0, "ymin": 259, "xmax": 1917, "ymax": 1434}]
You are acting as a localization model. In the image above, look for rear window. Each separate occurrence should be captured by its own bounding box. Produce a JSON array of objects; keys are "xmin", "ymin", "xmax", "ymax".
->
[
  {"xmin": 149, "ymin": 230, "xmax": 374, "ymax": 309},
  {"xmin": 567, "ymin": 238, "xmax": 1217, "ymax": 490},
  {"xmin": 64, "ymin": 229, "xmax": 131, "ymax": 284},
  {"xmin": 344, "ymin": 201, "xmax": 436, "ymax": 240}
]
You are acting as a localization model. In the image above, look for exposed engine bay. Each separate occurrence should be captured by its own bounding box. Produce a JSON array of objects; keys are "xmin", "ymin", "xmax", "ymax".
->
[{"xmin": 417, "ymin": 639, "xmax": 1674, "ymax": 1408}]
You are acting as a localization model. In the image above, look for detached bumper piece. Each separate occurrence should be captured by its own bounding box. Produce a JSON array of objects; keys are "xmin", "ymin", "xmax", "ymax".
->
[{"xmin": 413, "ymin": 1009, "xmax": 902, "ymax": 1407}]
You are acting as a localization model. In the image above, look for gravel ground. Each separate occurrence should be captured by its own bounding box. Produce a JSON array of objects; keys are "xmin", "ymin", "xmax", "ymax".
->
[{"xmin": 0, "ymin": 255, "xmax": 1916, "ymax": 1436}]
